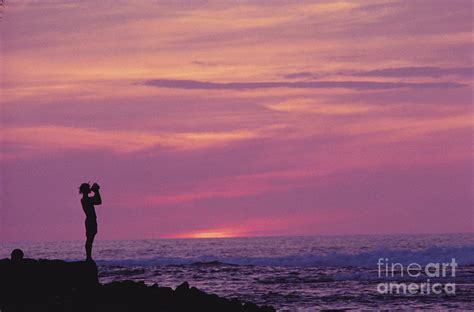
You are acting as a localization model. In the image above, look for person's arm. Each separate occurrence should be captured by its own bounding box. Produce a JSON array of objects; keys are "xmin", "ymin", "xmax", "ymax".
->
[
  {"xmin": 91, "ymin": 183, "xmax": 102, "ymax": 205},
  {"xmin": 92, "ymin": 190, "xmax": 102, "ymax": 205}
]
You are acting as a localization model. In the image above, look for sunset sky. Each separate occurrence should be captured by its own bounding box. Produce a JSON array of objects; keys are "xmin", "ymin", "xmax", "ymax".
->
[{"xmin": 1, "ymin": 0, "xmax": 472, "ymax": 242}]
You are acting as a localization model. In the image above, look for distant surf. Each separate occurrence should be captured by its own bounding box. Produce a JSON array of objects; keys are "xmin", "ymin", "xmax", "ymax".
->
[{"xmin": 93, "ymin": 245, "xmax": 474, "ymax": 267}]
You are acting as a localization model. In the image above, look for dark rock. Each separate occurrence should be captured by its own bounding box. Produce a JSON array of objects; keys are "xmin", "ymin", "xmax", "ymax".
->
[
  {"xmin": 175, "ymin": 281, "xmax": 190, "ymax": 293},
  {"xmin": 0, "ymin": 257, "xmax": 275, "ymax": 312}
]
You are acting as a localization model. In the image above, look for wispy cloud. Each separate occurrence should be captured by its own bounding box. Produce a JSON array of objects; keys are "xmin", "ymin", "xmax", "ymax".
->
[
  {"xmin": 191, "ymin": 60, "xmax": 221, "ymax": 67},
  {"xmin": 350, "ymin": 66, "xmax": 473, "ymax": 78},
  {"xmin": 282, "ymin": 72, "xmax": 319, "ymax": 80},
  {"xmin": 143, "ymin": 79, "xmax": 466, "ymax": 90},
  {"xmin": 0, "ymin": 126, "xmax": 262, "ymax": 156},
  {"xmin": 264, "ymin": 99, "xmax": 372, "ymax": 114},
  {"xmin": 280, "ymin": 67, "xmax": 473, "ymax": 80},
  {"xmin": 144, "ymin": 168, "xmax": 317, "ymax": 207}
]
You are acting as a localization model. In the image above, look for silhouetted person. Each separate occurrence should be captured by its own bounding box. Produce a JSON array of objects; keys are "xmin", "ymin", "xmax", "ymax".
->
[
  {"xmin": 79, "ymin": 182, "xmax": 102, "ymax": 261},
  {"xmin": 10, "ymin": 249, "xmax": 24, "ymax": 262}
]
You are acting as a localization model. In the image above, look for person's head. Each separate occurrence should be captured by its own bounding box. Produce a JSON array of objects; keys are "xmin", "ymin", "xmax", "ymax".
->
[
  {"xmin": 11, "ymin": 249, "xmax": 24, "ymax": 262},
  {"xmin": 79, "ymin": 183, "xmax": 91, "ymax": 195}
]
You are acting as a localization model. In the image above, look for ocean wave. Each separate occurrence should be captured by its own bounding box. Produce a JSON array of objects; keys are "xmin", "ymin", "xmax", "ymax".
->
[
  {"xmin": 94, "ymin": 246, "xmax": 474, "ymax": 268},
  {"xmin": 334, "ymin": 270, "xmax": 474, "ymax": 283}
]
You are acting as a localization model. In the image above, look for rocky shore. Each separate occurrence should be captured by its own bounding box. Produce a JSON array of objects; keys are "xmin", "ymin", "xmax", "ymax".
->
[{"xmin": 0, "ymin": 255, "xmax": 275, "ymax": 312}]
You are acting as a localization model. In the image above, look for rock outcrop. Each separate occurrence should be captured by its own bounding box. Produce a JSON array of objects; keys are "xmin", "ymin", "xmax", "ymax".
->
[{"xmin": 0, "ymin": 257, "xmax": 275, "ymax": 312}]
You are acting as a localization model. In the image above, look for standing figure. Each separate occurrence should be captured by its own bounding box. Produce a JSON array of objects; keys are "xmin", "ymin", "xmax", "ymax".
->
[{"xmin": 79, "ymin": 182, "xmax": 102, "ymax": 261}]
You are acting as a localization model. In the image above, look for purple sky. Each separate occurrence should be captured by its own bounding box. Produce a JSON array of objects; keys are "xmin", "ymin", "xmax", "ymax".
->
[{"xmin": 0, "ymin": 1, "xmax": 472, "ymax": 241}]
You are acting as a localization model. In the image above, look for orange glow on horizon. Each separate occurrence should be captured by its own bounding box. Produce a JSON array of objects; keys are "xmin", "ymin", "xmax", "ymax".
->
[{"xmin": 176, "ymin": 229, "xmax": 242, "ymax": 239}]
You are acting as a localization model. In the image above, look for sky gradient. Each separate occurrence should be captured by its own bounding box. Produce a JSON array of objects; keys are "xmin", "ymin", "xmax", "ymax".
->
[{"xmin": 1, "ymin": 0, "xmax": 472, "ymax": 242}]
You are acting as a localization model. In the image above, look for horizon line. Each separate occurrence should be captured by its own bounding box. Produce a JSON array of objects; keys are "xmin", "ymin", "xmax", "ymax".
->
[{"xmin": 2, "ymin": 231, "xmax": 473, "ymax": 245}]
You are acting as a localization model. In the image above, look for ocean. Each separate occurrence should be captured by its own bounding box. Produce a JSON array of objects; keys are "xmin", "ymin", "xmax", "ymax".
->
[{"xmin": 1, "ymin": 233, "xmax": 473, "ymax": 311}]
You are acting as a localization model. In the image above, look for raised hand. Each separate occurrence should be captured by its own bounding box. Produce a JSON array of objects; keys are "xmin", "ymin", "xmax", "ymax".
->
[{"xmin": 91, "ymin": 183, "xmax": 100, "ymax": 191}]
